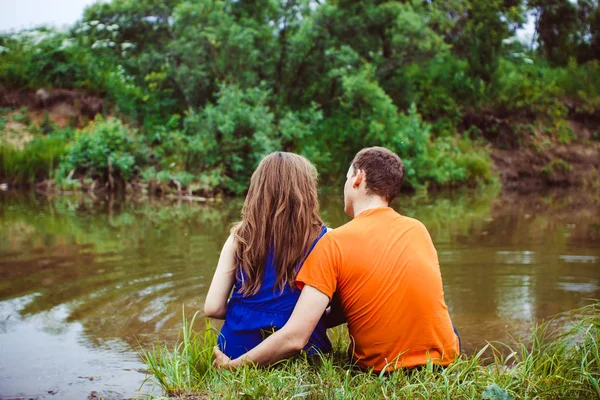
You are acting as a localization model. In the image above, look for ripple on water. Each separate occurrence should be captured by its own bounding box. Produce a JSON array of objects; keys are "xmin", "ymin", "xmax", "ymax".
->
[
  {"xmin": 559, "ymin": 255, "xmax": 598, "ymax": 263},
  {"xmin": 495, "ymin": 250, "xmax": 537, "ymax": 265},
  {"xmin": 557, "ymin": 281, "xmax": 599, "ymax": 293},
  {"xmin": 0, "ymin": 296, "xmax": 159, "ymax": 399}
]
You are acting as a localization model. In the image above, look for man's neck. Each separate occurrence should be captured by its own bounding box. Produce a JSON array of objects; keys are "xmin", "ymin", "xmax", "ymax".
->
[{"xmin": 352, "ymin": 196, "xmax": 389, "ymax": 218}]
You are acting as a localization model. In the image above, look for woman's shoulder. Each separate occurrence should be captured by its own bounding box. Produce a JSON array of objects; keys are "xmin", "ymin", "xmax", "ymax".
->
[{"xmin": 222, "ymin": 233, "xmax": 236, "ymax": 251}]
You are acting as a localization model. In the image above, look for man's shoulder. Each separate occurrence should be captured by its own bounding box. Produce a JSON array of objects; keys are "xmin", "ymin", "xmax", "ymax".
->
[
  {"xmin": 398, "ymin": 215, "xmax": 427, "ymax": 229},
  {"xmin": 397, "ymin": 215, "xmax": 432, "ymax": 237},
  {"xmin": 326, "ymin": 213, "xmax": 429, "ymax": 242},
  {"xmin": 328, "ymin": 212, "xmax": 425, "ymax": 233},
  {"xmin": 326, "ymin": 219, "xmax": 359, "ymax": 239}
]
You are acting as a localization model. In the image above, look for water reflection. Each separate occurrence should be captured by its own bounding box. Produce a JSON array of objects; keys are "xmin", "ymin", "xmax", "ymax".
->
[
  {"xmin": 0, "ymin": 189, "xmax": 599, "ymax": 397},
  {"xmin": 0, "ymin": 194, "xmax": 242, "ymax": 348},
  {"xmin": 432, "ymin": 189, "xmax": 600, "ymax": 352}
]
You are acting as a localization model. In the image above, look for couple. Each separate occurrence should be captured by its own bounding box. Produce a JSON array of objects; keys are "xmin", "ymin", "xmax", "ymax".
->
[{"xmin": 205, "ymin": 146, "xmax": 460, "ymax": 373}]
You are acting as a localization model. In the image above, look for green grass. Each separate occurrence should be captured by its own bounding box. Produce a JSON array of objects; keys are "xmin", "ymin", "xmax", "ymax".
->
[
  {"xmin": 0, "ymin": 136, "xmax": 66, "ymax": 186},
  {"xmin": 140, "ymin": 302, "xmax": 600, "ymax": 399},
  {"xmin": 141, "ymin": 309, "xmax": 217, "ymax": 396}
]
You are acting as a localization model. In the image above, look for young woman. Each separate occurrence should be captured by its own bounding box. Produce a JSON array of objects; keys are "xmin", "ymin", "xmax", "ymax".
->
[{"xmin": 204, "ymin": 152, "xmax": 331, "ymax": 359}]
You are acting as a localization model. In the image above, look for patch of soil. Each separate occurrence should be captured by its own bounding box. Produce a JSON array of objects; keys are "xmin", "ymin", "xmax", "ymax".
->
[
  {"xmin": 30, "ymin": 102, "xmax": 82, "ymax": 129},
  {"xmin": 491, "ymin": 140, "xmax": 600, "ymax": 191},
  {"xmin": 0, "ymin": 87, "xmax": 104, "ymax": 128},
  {"xmin": 2, "ymin": 119, "xmax": 34, "ymax": 149}
]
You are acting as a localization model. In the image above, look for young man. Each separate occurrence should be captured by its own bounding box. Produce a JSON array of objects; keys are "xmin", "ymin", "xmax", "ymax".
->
[{"xmin": 214, "ymin": 146, "xmax": 459, "ymax": 372}]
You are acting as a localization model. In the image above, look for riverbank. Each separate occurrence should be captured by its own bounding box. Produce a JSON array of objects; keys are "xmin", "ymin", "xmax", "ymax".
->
[
  {"xmin": 141, "ymin": 302, "xmax": 600, "ymax": 399},
  {"xmin": 1, "ymin": 89, "xmax": 599, "ymax": 197}
]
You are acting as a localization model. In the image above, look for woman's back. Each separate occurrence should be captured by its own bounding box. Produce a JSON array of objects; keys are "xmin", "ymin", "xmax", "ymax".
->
[
  {"xmin": 219, "ymin": 225, "xmax": 331, "ymax": 359},
  {"xmin": 203, "ymin": 152, "xmax": 331, "ymax": 359}
]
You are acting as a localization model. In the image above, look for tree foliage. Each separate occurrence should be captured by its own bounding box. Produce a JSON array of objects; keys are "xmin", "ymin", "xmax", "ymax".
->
[{"xmin": 1, "ymin": 0, "xmax": 599, "ymax": 193}]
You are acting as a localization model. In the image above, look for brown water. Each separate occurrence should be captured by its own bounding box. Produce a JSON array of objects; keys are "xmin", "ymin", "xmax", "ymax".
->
[{"xmin": 0, "ymin": 189, "xmax": 599, "ymax": 399}]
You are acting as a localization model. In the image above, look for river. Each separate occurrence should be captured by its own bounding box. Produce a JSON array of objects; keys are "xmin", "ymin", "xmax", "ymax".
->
[{"xmin": 0, "ymin": 188, "xmax": 598, "ymax": 399}]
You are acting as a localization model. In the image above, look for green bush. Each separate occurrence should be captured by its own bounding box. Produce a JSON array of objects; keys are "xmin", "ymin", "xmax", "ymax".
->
[
  {"xmin": 541, "ymin": 158, "xmax": 573, "ymax": 179},
  {"xmin": 0, "ymin": 33, "xmax": 35, "ymax": 88},
  {"xmin": 556, "ymin": 59, "xmax": 600, "ymax": 115},
  {"xmin": 491, "ymin": 59, "xmax": 567, "ymax": 121},
  {"xmin": 0, "ymin": 29, "xmax": 107, "ymax": 91},
  {"xmin": 147, "ymin": 120, "xmax": 187, "ymax": 172},
  {"xmin": 391, "ymin": 55, "xmax": 478, "ymax": 136},
  {"xmin": 59, "ymin": 116, "xmax": 149, "ymax": 183},
  {"xmin": 310, "ymin": 65, "xmax": 409, "ymax": 182},
  {"xmin": 311, "ymin": 65, "xmax": 494, "ymax": 190},
  {"xmin": 389, "ymin": 105, "xmax": 493, "ymax": 189},
  {"xmin": 183, "ymin": 84, "xmax": 280, "ymax": 195}
]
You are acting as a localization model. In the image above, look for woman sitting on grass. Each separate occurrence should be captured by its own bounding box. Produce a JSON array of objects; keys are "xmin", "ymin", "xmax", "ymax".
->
[{"xmin": 204, "ymin": 152, "xmax": 332, "ymax": 359}]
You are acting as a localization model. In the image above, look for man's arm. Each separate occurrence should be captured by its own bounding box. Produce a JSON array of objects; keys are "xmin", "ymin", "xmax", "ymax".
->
[{"xmin": 214, "ymin": 285, "xmax": 330, "ymax": 368}]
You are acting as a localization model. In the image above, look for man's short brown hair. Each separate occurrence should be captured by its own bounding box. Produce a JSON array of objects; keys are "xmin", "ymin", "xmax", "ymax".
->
[{"xmin": 351, "ymin": 146, "xmax": 404, "ymax": 202}]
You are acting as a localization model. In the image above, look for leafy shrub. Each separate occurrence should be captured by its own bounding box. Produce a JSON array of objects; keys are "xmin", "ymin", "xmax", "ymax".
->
[
  {"xmin": 541, "ymin": 158, "xmax": 572, "ymax": 178},
  {"xmin": 147, "ymin": 122, "xmax": 187, "ymax": 171},
  {"xmin": 311, "ymin": 65, "xmax": 494, "ymax": 190},
  {"xmin": 59, "ymin": 116, "xmax": 149, "ymax": 183},
  {"xmin": 492, "ymin": 59, "xmax": 567, "ymax": 121},
  {"xmin": 389, "ymin": 105, "xmax": 493, "ymax": 189},
  {"xmin": 556, "ymin": 59, "xmax": 600, "ymax": 115},
  {"xmin": 0, "ymin": 29, "xmax": 107, "ymax": 91},
  {"xmin": 392, "ymin": 55, "xmax": 477, "ymax": 137},
  {"xmin": 183, "ymin": 84, "xmax": 280, "ymax": 194}
]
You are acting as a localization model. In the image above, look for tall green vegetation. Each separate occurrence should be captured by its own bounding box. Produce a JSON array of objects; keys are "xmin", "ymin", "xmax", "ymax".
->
[
  {"xmin": 141, "ymin": 302, "xmax": 600, "ymax": 398},
  {"xmin": 0, "ymin": 136, "xmax": 65, "ymax": 185},
  {"xmin": 1, "ymin": 0, "xmax": 599, "ymax": 194}
]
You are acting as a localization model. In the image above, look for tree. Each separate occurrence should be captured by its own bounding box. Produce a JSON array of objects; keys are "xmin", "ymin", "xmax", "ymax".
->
[
  {"xmin": 530, "ymin": 0, "xmax": 600, "ymax": 65},
  {"xmin": 457, "ymin": 0, "xmax": 524, "ymax": 83}
]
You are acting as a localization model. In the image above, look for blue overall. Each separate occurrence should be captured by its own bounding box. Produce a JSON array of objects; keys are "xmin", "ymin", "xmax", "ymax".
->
[{"xmin": 218, "ymin": 226, "xmax": 332, "ymax": 359}]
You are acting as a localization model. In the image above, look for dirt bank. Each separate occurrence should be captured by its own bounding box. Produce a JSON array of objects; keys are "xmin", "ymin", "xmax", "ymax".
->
[
  {"xmin": 465, "ymin": 111, "xmax": 600, "ymax": 191},
  {"xmin": 0, "ymin": 88, "xmax": 104, "ymax": 128}
]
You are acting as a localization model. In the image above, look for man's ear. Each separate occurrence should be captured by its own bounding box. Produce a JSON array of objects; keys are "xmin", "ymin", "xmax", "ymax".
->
[{"xmin": 353, "ymin": 169, "xmax": 363, "ymax": 188}]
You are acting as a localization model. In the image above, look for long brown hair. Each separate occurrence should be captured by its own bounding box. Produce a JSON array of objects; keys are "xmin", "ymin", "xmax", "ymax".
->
[{"xmin": 234, "ymin": 152, "xmax": 323, "ymax": 296}]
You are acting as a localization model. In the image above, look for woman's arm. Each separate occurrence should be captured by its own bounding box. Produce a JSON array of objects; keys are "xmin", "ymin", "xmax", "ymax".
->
[{"xmin": 204, "ymin": 234, "xmax": 237, "ymax": 319}]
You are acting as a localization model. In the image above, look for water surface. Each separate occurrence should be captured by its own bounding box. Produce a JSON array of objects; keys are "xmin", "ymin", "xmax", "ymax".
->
[{"xmin": 0, "ymin": 189, "xmax": 598, "ymax": 398}]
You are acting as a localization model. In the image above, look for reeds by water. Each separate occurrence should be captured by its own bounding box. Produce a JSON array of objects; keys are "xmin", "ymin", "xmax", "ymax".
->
[
  {"xmin": 0, "ymin": 137, "xmax": 65, "ymax": 186},
  {"xmin": 141, "ymin": 302, "xmax": 600, "ymax": 399}
]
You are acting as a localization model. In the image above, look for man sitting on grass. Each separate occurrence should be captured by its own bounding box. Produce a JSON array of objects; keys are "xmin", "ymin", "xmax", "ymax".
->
[{"xmin": 214, "ymin": 146, "xmax": 460, "ymax": 373}]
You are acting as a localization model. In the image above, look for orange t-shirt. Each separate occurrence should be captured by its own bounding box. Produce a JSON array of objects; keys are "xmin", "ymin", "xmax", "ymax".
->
[{"xmin": 296, "ymin": 207, "xmax": 459, "ymax": 371}]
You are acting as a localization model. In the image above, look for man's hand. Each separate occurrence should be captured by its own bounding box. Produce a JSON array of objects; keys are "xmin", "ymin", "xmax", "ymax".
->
[
  {"xmin": 213, "ymin": 346, "xmax": 235, "ymax": 370},
  {"xmin": 212, "ymin": 285, "xmax": 330, "ymax": 369}
]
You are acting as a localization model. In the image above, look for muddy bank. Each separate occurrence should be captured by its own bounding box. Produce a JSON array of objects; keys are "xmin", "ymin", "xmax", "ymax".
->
[
  {"xmin": 491, "ymin": 139, "xmax": 599, "ymax": 191},
  {"xmin": 0, "ymin": 88, "xmax": 104, "ymax": 127}
]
